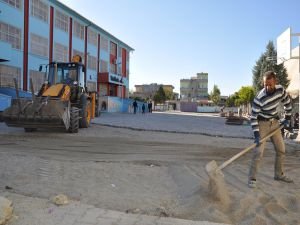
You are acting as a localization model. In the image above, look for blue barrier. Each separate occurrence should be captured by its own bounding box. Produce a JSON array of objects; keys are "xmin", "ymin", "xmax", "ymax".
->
[
  {"xmin": 0, "ymin": 87, "xmax": 32, "ymax": 99},
  {"xmin": 0, "ymin": 93, "xmax": 12, "ymax": 111}
]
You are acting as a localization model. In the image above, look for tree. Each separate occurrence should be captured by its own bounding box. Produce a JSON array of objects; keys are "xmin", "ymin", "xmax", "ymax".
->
[
  {"xmin": 163, "ymin": 88, "xmax": 174, "ymax": 100},
  {"xmin": 153, "ymin": 86, "xmax": 166, "ymax": 104},
  {"xmin": 210, "ymin": 85, "xmax": 221, "ymax": 105},
  {"xmin": 226, "ymin": 92, "xmax": 239, "ymax": 107},
  {"xmin": 252, "ymin": 41, "xmax": 289, "ymax": 93},
  {"xmin": 237, "ymin": 86, "xmax": 255, "ymax": 105}
]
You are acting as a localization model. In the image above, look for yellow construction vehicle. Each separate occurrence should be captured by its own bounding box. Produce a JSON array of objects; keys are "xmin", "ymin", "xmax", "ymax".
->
[{"xmin": 3, "ymin": 55, "xmax": 97, "ymax": 133}]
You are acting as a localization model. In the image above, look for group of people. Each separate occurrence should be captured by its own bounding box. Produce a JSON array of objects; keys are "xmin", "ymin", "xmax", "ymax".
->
[{"xmin": 132, "ymin": 100, "xmax": 152, "ymax": 114}]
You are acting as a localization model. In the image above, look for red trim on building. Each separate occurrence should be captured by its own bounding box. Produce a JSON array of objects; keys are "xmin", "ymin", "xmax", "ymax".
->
[
  {"xmin": 84, "ymin": 26, "xmax": 88, "ymax": 84},
  {"xmin": 22, "ymin": 0, "xmax": 29, "ymax": 91},
  {"xmin": 69, "ymin": 17, "xmax": 73, "ymax": 61},
  {"xmin": 98, "ymin": 72, "xmax": 108, "ymax": 83},
  {"xmin": 122, "ymin": 86, "xmax": 126, "ymax": 98},
  {"xmin": 122, "ymin": 48, "xmax": 126, "ymax": 77},
  {"xmin": 49, "ymin": 6, "xmax": 54, "ymax": 63},
  {"xmin": 97, "ymin": 34, "xmax": 100, "ymax": 92},
  {"xmin": 114, "ymin": 85, "xmax": 118, "ymax": 97}
]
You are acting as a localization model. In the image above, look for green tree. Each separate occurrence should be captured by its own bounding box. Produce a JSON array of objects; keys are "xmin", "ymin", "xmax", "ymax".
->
[
  {"xmin": 226, "ymin": 92, "xmax": 239, "ymax": 107},
  {"xmin": 252, "ymin": 41, "xmax": 289, "ymax": 93},
  {"xmin": 163, "ymin": 88, "xmax": 174, "ymax": 100},
  {"xmin": 153, "ymin": 86, "xmax": 166, "ymax": 104},
  {"xmin": 237, "ymin": 86, "xmax": 255, "ymax": 105},
  {"xmin": 210, "ymin": 85, "xmax": 221, "ymax": 105}
]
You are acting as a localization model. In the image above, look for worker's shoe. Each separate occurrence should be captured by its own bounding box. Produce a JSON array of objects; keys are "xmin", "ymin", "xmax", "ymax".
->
[
  {"xmin": 248, "ymin": 179, "xmax": 257, "ymax": 188},
  {"xmin": 274, "ymin": 174, "xmax": 293, "ymax": 183}
]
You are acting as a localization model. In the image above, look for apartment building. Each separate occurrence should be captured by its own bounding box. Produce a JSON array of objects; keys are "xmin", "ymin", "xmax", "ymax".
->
[
  {"xmin": 180, "ymin": 72, "xmax": 208, "ymax": 101},
  {"xmin": 133, "ymin": 83, "xmax": 174, "ymax": 100}
]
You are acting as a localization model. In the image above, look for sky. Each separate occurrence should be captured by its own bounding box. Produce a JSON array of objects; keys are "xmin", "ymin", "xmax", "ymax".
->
[{"xmin": 60, "ymin": 0, "xmax": 300, "ymax": 96}]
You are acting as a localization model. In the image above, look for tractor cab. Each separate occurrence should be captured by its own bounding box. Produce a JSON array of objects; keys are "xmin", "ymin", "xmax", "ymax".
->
[
  {"xmin": 44, "ymin": 55, "xmax": 85, "ymax": 88},
  {"xmin": 48, "ymin": 62, "xmax": 84, "ymax": 87}
]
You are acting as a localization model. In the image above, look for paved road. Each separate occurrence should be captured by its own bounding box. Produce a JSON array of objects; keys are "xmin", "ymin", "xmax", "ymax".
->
[{"xmin": 93, "ymin": 111, "xmax": 253, "ymax": 139}]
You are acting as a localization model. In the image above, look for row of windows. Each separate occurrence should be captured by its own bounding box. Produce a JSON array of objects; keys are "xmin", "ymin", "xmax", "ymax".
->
[
  {"xmin": 0, "ymin": 64, "xmax": 125, "ymax": 93},
  {"xmin": 0, "ymin": 22, "xmax": 21, "ymax": 49},
  {"xmin": 87, "ymin": 55, "xmax": 97, "ymax": 70},
  {"xmin": 31, "ymin": 0, "xmax": 48, "ymax": 22},
  {"xmin": 0, "ymin": 64, "xmax": 21, "ymax": 88},
  {"xmin": 87, "ymin": 29, "xmax": 97, "ymax": 46},
  {"xmin": 30, "ymin": 33, "xmax": 48, "ymax": 57},
  {"xmin": 2, "ymin": 0, "xmax": 127, "ymax": 52},
  {"xmin": 0, "ymin": 64, "xmax": 114, "ymax": 93},
  {"xmin": 73, "ymin": 20, "xmax": 84, "ymax": 40},
  {"xmin": 1, "ymin": 0, "xmax": 21, "ymax": 9},
  {"xmin": 55, "ymin": 9, "xmax": 68, "ymax": 32},
  {"xmin": 54, "ymin": 42, "xmax": 68, "ymax": 62}
]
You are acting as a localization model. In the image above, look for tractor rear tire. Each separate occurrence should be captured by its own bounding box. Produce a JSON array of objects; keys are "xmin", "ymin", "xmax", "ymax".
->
[
  {"xmin": 69, "ymin": 107, "xmax": 79, "ymax": 133},
  {"xmin": 79, "ymin": 96, "xmax": 91, "ymax": 128}
]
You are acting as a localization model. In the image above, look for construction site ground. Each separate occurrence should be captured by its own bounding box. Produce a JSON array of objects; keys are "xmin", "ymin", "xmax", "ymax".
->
[{"xmin": 0, "ymin": 111, "xmax": 299, "ymax": 225}]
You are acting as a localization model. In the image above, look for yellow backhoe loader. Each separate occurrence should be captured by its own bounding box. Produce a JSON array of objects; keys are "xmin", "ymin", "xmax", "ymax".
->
[{"xmin": 3, "ymin": 55, "xmax": 97, "ymax": 133}]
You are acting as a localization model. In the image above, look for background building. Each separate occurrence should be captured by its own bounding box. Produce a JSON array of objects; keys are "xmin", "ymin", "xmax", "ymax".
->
[
  {"xmin": 180, "ymin": 72, "xmax": 208, "ymax": 101},
  {"xmin": 0, "ymin": 0, "xmax": 133, "ymax": 98},
  {"xmin": 133, "ymin": 83, "xmax": 174, "ymax": 100}
]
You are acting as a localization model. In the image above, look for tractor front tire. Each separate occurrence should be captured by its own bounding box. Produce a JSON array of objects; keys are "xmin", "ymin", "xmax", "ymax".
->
[
  {"xmin": 79, "ymin": 96, "xmax": 91, "ymax": 128},
  {"xmin": 69, "ymin": 107, "xmax": 79, "ymax": 133}
]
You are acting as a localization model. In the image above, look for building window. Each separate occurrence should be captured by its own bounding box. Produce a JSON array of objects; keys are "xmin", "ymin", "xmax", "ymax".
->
[
  {"xmin": 87, "ymin": 55, "xmax": 97, "ymax": 70},
  {"xmin": 110, "ymin": 41, "xmax": 117, "ymax": 56},
  {"xmin": 1, "ymin": 0, "xmax": 21, "ymax": 9},
  {"xmin": 0, "ymin": 64, "xmax": 21, "ymax": 88},
  {"xmin": 110, "ymin": 41, "xmax": 117, "ymax": 74},
  {"xmin": 100, "ymin": 60, "xmax": 108, "ymax": 73},
  {"xmin": 73, "ymin": 20, "xmax": 84, "ymax": 40},
  {"xmin": 0, "ymin": 22, "xmax": 21, "ymax": 49},
  {"xmin": 29, "ymin": 70, "xmax": 45, "ymax": 93},
  {"xmin": 87, "ymin": 29, "xmax": 97, "ymax": 46},
  {"xmin": 100, "ymin": 36, "xmax": 108, "ymax": 51},
  {"xmin": 31, "ymin": 0, "xmax": 49, "ymax": 22},
  {"xmin": 55, "ymin": 9, "xmax": 68, "ymax": 32},
  {"xmin": 54, "ymin": 42, "xmax": 68, "ymax": 62},
  {"xmin": 30, "ymin": 33, "xmax": 48, "ymax": 57},
  {"xmin": 86, "ymin": 81, "xmax": 96, "ymax": 92}
]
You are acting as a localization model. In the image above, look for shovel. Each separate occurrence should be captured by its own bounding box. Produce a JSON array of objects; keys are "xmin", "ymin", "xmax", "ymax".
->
[{"xmin": 205, "ymin": 125, "xmax": 283, "ymax": 204}]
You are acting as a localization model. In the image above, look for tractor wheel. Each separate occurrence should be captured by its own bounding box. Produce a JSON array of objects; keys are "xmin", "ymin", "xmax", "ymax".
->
[
  {"xmin": 69, "ymin": 107, "xmax": 79, "ymax": 133},
  {"xmin": 79, "ymin": 96, "xmax": 91, "ymax": 128}
]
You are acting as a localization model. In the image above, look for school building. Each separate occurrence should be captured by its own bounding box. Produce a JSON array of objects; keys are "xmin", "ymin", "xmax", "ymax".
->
[{"xmin": 0, "ymin": 0, "xmax": 134, "ymax": 99}]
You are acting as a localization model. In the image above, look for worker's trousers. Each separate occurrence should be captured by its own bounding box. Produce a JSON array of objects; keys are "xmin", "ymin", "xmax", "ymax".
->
[{"xmin": 248, "ymin": 119, "xmax": 285, "ymax": 180}]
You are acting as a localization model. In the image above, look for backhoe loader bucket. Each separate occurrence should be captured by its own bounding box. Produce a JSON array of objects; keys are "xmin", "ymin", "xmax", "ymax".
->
[{"xmin": 3, "ymin": 97, "xmax": 70, "ymax": 130}]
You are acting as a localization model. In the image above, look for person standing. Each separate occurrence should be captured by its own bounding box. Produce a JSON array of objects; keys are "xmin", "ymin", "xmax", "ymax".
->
[
  {"xmin": 248, "ymin": 71, "xmax": 293, "ymax": 188},
  {"xmin": 148, "ymin": 101, "xmax": 152, "ymax": 113},
  {"xmin": 142, "ymin": 103, "xmax": 145, "ymax": 114},
  {"xmin": 132, "ymin": 100, "xmax": 138, "ymax": 114}
]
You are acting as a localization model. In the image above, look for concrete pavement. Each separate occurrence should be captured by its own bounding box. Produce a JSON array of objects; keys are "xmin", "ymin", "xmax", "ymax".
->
[{"xmin": 93, "ymin": 111, "xmax": 253, "ymax": 139}]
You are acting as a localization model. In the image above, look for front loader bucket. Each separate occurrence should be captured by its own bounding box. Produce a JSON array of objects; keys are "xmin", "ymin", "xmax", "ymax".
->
[{"xmin": 3, "ymin": 97, "xmax": 70, "ymax": 130}]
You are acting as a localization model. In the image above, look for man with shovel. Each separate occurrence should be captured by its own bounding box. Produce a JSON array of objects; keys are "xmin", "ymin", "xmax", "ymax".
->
[{"xmin": 248, "ymin": 71, "xmax": 293, "ymax": 188}]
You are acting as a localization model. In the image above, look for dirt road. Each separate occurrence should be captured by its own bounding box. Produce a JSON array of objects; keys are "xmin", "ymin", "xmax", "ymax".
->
[{"xmin": 0, "ymin": 122, "xmax": 299, "ymax": 225}]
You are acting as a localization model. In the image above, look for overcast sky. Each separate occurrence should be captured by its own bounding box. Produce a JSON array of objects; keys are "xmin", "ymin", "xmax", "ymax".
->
[{"xmin": 60, "ymin": 0, "xmax": 300, "ymax": 95}]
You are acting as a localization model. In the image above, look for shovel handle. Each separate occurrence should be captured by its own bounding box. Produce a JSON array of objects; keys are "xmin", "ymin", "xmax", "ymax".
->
[{"xmin": 218, "ymin": 125, "xmax": 283, "ymax": 170}]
